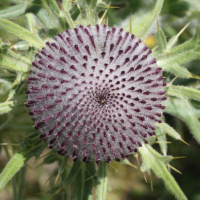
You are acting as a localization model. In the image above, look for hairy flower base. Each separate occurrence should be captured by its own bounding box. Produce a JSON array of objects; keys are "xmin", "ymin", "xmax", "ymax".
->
[{"xmin": 26, "ymin": 24, "xmax": 166, "ymax": 164}]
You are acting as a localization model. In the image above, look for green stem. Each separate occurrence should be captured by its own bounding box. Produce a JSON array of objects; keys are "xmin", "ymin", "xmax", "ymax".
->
[
  {"xmin": 97, "ymin": 162, "xmax": 107, "ymax": 200},
  {"xmin": 17, "ymin": 166, "xmax": 26, "ymax": 200},
  {"xmin": 12, "ymin": 174, "xmax": 17, "ymax": 200}
]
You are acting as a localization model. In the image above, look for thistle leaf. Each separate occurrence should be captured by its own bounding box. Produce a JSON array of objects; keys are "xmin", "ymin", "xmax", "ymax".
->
[
  {"xmin": 29, "ymin": 3, "xmax": 58, "ymax": 37},
  {"xmin": 46, "ymin": 0, "xmax": 68, "ymax": 29},
  {"xmin": 0, "ymin": 18, "xmax": 44, "ymax": 49},
  {"xmin": 12, "ymin": 41, "xmax": 29, "ymax": 51},
  {"xmin": 62, "ymin": 0, "xmax": 72, "ymax": 11},
  {"xmin": 7, "ymin": 49, "xmax": 32, "ymax": 65},
  {"xmin": 58, "ymin": 156, "xmax": 69, "ymax": 174},
  {"xmin": 73, "ymin": 162, "xmax": 96, "ymax": 200},
  {"xmin": 157, "ymin": 122, "xmax": 181, "ymax": 140},
  {"xmin": 139, "ymin": 144, "xmax": 187, "ymax": 200},
  {"xmin": 25, "ymin": 13, "xmax": 37, "ymax": 33},
  {"xmin": 63, "ymin": 161, "xmax": 82, "ymax": 185},
  {"xmin": 0, "ymin": 139, "xmax": 43, "ymax": 189},
  {"xmin": 155, "ymin": 126, "xmax": 167, "ymax": 155},
  {"xmin": 43, "ymin": 153, "xmax": 59, "ymax": 164},
  {"xmin": 157, "ymin": 50, "xmax": 200, "ymax": 67},
  {"xmin": 157, "ymin": 24, "xmax": 200, "ymax": 74},
  {"xmin": 166, "ymin": 86, "xmax": 200, "ymax": 101},
  {"xmin": 0, "ymin": 4, "xmax": 28, "ymax": 19},
  {"xmin": 137, "ymin": 0, "xmax": 164, "ymax": 39},
  {"xmin": 0, "ymin": 54, "xmax": 30, "ymax": 73},
  {"xmin": 0, "ymin": 99, "xmax": 25, "ymax": 114},
  {"xmin": 164, "ymin": 98, "xmax": 200, "ymax": 143},
  {"xmin": 156, "ymin": 24, "xmax": 167, "ymax": 53},
  {"xmin": 40, "ymin": 0, "xmax": 63, "ymax": 32},
  {"xmin": 166, "ymin": 23, "xmax": 190, "ymax": 51},
  {"xmin": 158, "ymin": 63, "xmax": 200, "ymax": 79},
  {"xmin": 60, "ymin": 4, "xmax": 76, "ymax": 29},
  {"xmin": 0, "ymin": 150, "xmax": 26, "ymax": 189}
]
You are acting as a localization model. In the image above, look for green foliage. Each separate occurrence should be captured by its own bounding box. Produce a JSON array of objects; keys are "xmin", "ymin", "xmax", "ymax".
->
[
  {"xmin": 156, "ymin": 24, "xmax": 167, "ymax": 53},
  {"xmin": 155, "ymin": 126, "xmax": 167, "ymax": 155},
  {"xmin": 0, "ymin": 18, "xmax": 44, "ymax": 49},
  {"xmin": 166, "ymin": 85, "xmax": 200, "ymax": 101},
  {"xmin": 0, "ymin": 133, "xmax": 44, "ymax": 189},
  {"xmin": 73, "ymin": 162, "xmax": 96, "ymax": 200},
  {"xmin": 164, "ymin": 98, "xmax": 200, "ymax": 143},
  {"xmin": 157, "ymin": 122, "xmax": 181, "ymax": 140},
  {"xmin": 137, "ymin": 0, "xmax": 164, "ymax": 39},
  {"xmin": 156, "ymin": 24, "xmax": 200, "ymax": 78},
  {"xmin": 139, "ymin": 144, "xmax": 187, "ymax": 200},
  {"xmin": 0, "ymin": 4, "xmax": 28, "ymax": 19}
]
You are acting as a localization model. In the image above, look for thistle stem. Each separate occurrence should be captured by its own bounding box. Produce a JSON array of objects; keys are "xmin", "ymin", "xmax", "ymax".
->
[{"xmin": 97, "ymin": 162, "xmax": 107, "ymax": 200}]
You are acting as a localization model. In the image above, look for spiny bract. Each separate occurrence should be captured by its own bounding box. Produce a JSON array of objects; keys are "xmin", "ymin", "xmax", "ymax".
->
[{"xmin": 26, "ymin": 24, "xmax": 166, "ymax": 164}]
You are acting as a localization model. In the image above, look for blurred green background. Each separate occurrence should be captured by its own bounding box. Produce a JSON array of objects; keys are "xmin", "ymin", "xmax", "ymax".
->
[{"xmin": 1, "ymin": 0, "xmax": 200, "ymax": 199}]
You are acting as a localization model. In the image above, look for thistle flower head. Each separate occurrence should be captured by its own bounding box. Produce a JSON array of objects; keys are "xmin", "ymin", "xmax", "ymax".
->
[{"xmin": 26, "ymin": 24, "xmax": 166, "ymax": 164}]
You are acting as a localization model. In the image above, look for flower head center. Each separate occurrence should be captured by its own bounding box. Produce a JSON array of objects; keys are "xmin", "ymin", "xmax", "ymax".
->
[
  {"xmin": 97, "ymin": 94, "xmax": 107, "ymax": 105},
  {"xmin": 100, "ymin": 99, "xmax": 106, "ymax": 105}
]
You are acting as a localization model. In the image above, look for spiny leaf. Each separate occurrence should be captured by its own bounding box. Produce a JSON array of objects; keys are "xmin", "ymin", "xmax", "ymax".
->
[
  {"xmin": 0, "ymin": 151, "xmax": 26, "ymax": 189},
  {"xmin": 137, "ymin": 0, "xmax": 164, "ymax": 39},
  {"xmin": 0, "ymin": 141, "xmax": 43, "ymax": 189},
  {"xmin": 25, "ymin": 13, "xmax": 37, "ymax": 33},
  {"xmin": 0, "ymin": 18, "xmax": 44, "ymax": 49},
  {"xmin": 40, "ymin": 0, "xmax": 63, "ymax": 32},
  {"xmin": 166, "ymin": 86, "xmax": 200, "ymax": 101},
  {"xmin": 157, "ymin": 50, "xmax": 200, "ymax": 67},
  {"xmin": 58, "ymin": 156, "xmax": 69, "ymax": 174},
  {"xmin": 156, "ymin": 22, "xmax": 167, "ymax": 53},
  {"xmin": 12, "ymin": 41, "xmax": 29, "ymax": 51},
  {"xmin": 0, "ymin": 4, "xmax": 28, "ymax": 19},
  {"xmin": 155, "ymin": 126, "xmax": 167, "ymax": 155},
  {"xmin": 157, "ymin": 24, "xmax": 200, "ymax": 74},
  {"xmin": 157, "ymin": 122, "xmax": 181, "ymax": 140},
  {"xmin": 121, "ymin": 159, "xmax": 138, "ymax": 169},
  {"xmin": 158, "ymin": 63, "xmax": 200, "ymax": 79},
  {"xmin": 164, "ymin": 98, "xmax": 200, "ymax": 143},
  {"xmin": 73, "ymin": 162, "xmax": 96, "ymax": 200},
  {"xmin": 59, "ymin": 1, "xmax": 76, "ymax": 29},
  {"xmin": 166, "ymin": 23, "xmax": 190, "ymax": 51},
  {"xmin": 63, "ymin": 161, "xmax": 82, "ymax": 185},
  {"xmin": 7, "ymin": 49, "xmax": 32, "ymax": 65},
  {"xmin": 0, "ymin": 54, "xmax": 30, "ymax": 73},
  {"xmin": 46, "ymin": 0, "xmax": 68, "ymax": 29},
  {"xmin": 29, "ymin": 1, "xmax": 58, "ymax": 37},
  {"xmin": 0, "ymin": 99, "xmax": 25, "ymax": 114},
  {"xmin": 139, "ymin": 144, "xmax": 187, "ymax": 200},
  {"xmin": 62, "ymin": 0, "xmax": 72, "ymax": 11}
]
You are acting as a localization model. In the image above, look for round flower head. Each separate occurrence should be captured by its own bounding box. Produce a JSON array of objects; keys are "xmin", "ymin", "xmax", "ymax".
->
[{"xmin": 26, "ymin": 24, "xmax": 167, "ymax": 164}]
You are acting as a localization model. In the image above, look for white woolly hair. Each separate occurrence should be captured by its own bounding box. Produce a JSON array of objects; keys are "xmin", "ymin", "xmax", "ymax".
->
[{"xmin": 26, "ymin": 24, "xmax": 166, "ymax": 164}]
